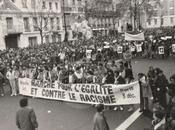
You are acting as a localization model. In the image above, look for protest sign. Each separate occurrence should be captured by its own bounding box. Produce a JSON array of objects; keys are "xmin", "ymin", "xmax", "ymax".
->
[
  {"xmin": 172, "ymin": 44, "xmax": 175, "ymax": 52},
  {"xmin": 158, "ymin": 46, "xmax": 164, "ymax": 55},
  {"xmin": 130, "ymin": 46, "xmax": 136, "ymax": 52},
  {"xmin": 135, "ymin": 44, "xmax": 142, "ymax": 52},
  {"xmin": 19, "ymin": 78, "xmax": 140, "ymax": 105},
  {"xmin": 86, "ymin": 50, "xmax": 92, "ymax": 59},
  {"xmin": 117, "ymin": 46, "xmax": 123, "ymax": 54},
  {"xmin": 125, "ymin": 32, "xmax": 145, "ymax": 41}
]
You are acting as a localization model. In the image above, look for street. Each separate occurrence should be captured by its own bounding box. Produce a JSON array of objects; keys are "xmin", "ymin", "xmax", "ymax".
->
[{"xmin": 1, "ymin": 59, "xmax": 175, "ymax": 130}]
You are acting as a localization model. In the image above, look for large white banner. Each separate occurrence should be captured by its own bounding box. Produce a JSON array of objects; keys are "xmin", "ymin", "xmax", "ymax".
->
[
  {"xmin": 19, "ymin": 78, "xmax": 140, "ymax": 105},
  {"xmin": 125, "ymin": 32, "xmax": 145, "ymax": 41}
]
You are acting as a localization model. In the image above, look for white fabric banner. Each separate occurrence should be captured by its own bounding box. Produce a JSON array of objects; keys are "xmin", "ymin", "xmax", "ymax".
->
[
  {"xmin": 125, "ymin": 32, "xmax": 145, "ymax": 41},
  {"xmin": 18, "ymin": 78, "xmax": 140, "ymax": 106}
]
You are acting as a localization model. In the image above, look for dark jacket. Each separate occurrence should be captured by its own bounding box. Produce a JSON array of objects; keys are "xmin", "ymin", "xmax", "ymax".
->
[
  {"xmin": 116, "ymin": 76, "xmax": 125, "ymax": 84},
  {"xmin": 125, "ymin": 68, "xmax": 134, "ymax": 79},
  {"xmin": 155, "ymin": 74, "xmax": 168, "ymax": 93},
  {"xmin": 105, "ymin": 73, "xmax": 115, "ymax": 84},
  {"xmin": 16, "ymin": 107, "xmax": 38, "ymax": 130}
]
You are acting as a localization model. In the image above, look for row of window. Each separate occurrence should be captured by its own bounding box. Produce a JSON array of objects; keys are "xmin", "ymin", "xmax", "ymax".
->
[
  {"xmin": 72, "ymin": 0, "xmax": 82, "ymax": 6},
  {"xmin": 6, "ymin": 17, "xmax": 60, "ymax": 32},
  {"xmin": 29, "ymin": 34, "xmax": 61, "ymax": 47},
  {"xmin": 147, "ymin": 17, "xmax": 175, "ymax": 26},
  {"xmin": 42, "ymin": 1, "xmax": 59, "ymax": 10},
  {"xmin": 11, "ymin": 0, "xmax": 60, "ymax": 10},
  {"xmin": 90, "ymin": 23, "xmax": 113, "ymax": 28}
]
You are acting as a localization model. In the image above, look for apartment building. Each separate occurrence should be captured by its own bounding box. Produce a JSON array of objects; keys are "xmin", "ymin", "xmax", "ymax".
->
[
  {"xmin": 61, "ymin": 0, "xmax": 85, "ymax": 30},
  {"xmin": 0, "ymin": 0, "xmax": 62, "ymax": 50},
  {"xmin": 85, "ymin": 0, "xmax": 119, "ymax": 36},
  {"xmin": 146, "ymin": 0, "xmax": 175, "ymax": 28}
]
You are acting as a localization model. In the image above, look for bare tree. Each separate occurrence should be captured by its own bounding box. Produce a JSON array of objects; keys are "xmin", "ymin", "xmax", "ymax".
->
[
  {"xmin": 31, "ymin": 0, "xmax": 58, "ymax": 44},
  {"xmin": 116, "ymin": 0, "xmax": 161, "ymax": 31}
]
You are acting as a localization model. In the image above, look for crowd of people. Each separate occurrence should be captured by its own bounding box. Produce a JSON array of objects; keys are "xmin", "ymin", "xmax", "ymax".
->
[{"xmin": 0, "ymin": 34, "xmax": 175, "ymax": 130}]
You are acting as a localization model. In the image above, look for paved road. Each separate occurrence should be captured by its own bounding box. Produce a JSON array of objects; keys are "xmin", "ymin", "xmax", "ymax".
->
[{"xmin": 0, "ymin": 59, "xmax": 175, "ymax": 130}]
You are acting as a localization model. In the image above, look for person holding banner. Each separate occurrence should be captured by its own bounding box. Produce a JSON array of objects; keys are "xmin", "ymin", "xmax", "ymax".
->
[
  {"xmin": 138, "ymin": 73, "xmax": 151, "ymax": 112},
  {"xmin": 113, "ymin": 71, "xmax": 125, "ymax": 111},
  {"xmin": 114, "ymin": 71, "xmax": 125, "ymax": 85},
  {"xmin": 124, "ymin": 63, "xmax": 135, "ymax": 112},
  {"xmin": 93, "ymin": 104, "xmax": 110, "ymax": 130},
  {"xmin": 134, "ymin": 42, "xmax": 143, "ymax": 58}
]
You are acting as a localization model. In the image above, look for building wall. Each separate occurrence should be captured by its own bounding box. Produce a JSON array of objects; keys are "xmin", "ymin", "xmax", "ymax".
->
[
  {"xmin": 85, "ymin": 0, "xmax": 118, "ymax": 34},
  {"xmin": 62, "ymin": 0, "xmax": 85, "ymax": 29},
  {"xmin": 146, "ymin": 16, "xmax": 175, "ymax": 28},
  {"xmin": 0, "ymin": 21, "xmax": 6, "ymax": 50},
  {"xmin": 146, "ymin": 0, "xmax": 175, "ymax": 28},
  {"xmin": 0, "ymin": 0, "xmax": 63, "ymax": 50},
  {"xmin": 13, "ymin": 0, "xmax": 62, "ymax": 13}
]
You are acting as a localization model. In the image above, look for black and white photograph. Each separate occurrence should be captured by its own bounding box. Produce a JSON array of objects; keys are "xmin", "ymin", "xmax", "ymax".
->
[{"xmin": 0, "ymin": 0, "xmax": 175, "ymax": 130}]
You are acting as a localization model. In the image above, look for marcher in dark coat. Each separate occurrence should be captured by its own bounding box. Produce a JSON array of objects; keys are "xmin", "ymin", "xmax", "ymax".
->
[
  {"xmin": 138, "ymin": 73, "xmax": 152, "ymax": 112},
  {"xmin": 124, "ymin": 63, "xmax": 134, "ymax": 84},
  {"xmin": 105, "ymin": 69, "xmax": 115, "ymax": 84},
  {"xmin": 114, "ymin": 71, "xmax": 125, "ymax": 84},
  {"xmin": 16, "ymin": 98, "xmax": 38, "ymax": 130},
  {"xmin": 154, "ymin": 68, "xmax": 168, "ymax": 108}
]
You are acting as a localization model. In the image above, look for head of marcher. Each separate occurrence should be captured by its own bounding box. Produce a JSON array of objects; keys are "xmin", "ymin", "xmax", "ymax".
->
[
  {"xmin": 19, "ymin": 97, "xmax": 28, "ymax": 108},
  {"xmin": 170, "ymin": 74, "xmax": 175, "ymax": 84},
  {"xmin": 96, "ymin": 104, "xmax": 104, "ymax": 113}
]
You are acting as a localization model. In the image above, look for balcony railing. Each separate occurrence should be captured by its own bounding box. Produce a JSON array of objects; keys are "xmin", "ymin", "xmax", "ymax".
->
[{"xmin": 62, "ymin": 6, "xmax": 84, "ymax": 13}]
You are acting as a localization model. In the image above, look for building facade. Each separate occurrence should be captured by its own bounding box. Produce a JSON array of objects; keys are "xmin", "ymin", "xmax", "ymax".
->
[
  {"xmin": 0, "ymin": 0, "xmax": 62, "ymax": 50},
  {"xmin": 61, "ymin": 0, "xmax": 85, "ymax": 30},
  {"xmin": 146, "ymin": 0, "xmax": 175, "ymax": 28},
  {"xmin": 85, "ymin": 0, "xmax": 119, "ymax": 36}
]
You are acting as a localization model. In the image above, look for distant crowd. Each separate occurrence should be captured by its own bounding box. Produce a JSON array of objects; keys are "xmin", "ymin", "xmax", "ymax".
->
[{"xmin": 0, "ymin": 34, "xmax": 175, "ymax": 130}]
